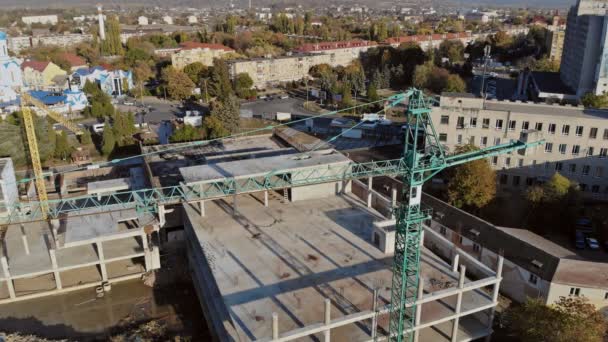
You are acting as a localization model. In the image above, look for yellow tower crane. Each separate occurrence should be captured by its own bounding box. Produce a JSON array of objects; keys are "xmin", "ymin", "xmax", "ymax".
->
[{"xmin": 20, "ymin": 92, "xmax": 84, "ymax": 220}]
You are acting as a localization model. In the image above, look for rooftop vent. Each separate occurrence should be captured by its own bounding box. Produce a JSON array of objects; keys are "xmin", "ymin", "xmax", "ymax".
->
[
  {"xmin": 469, "ymin": 229, "xmax": 480, "ymax": 237},
  {"xmin": 532, "ymin": 259, "xmax": 543, "ymax": 269}
]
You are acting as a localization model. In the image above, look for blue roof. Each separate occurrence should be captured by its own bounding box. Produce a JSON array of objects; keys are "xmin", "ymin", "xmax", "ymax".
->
[
  {"xmin": 28, "ymin": 90, "xmax": 66, "ymax": 105},
  {"xmin": 0, "ymin": 32, "xmax": 6, "ymax": 40}
]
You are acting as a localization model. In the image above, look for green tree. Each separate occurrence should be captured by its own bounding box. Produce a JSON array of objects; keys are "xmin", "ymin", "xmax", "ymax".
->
[
  {"xmin": 54, "ymin": 131, "xmax": 72, "ymax": 160},
  {"xmin": 101, "ymin": 15, "xmax": 124, "ymax": 56},
  {"xmin": 235, "ymin": 72, "xmax": 254, "ymax": 99},
  {"xmin": 209, "ymin": 59, "xmax": 234, "ymax": 99},
  {"xmin": 581, "ymin": 92, "xmax": 608, "ymax": 109},
  {"xmin": 438, "ymin": 40, "xmax": 465, "ymax": 63},
  {"xmin": 183, "ymin": 62, "xmax": 207, "ymax": 84},
  {"xmin": 445, "ymin": 74, "xmax": 466, "ymax": 93},
  {"xmin": 209, "ymin": 95, "xmax": 240, "ymax": 134},
  {"xmin": 504, "ymin": 297, "xmax": 606, "ymax": 342},
  {"xmin": 101, "ymin": 123, "xmax": 116, "ymax": 155},
  {"xmin": 203, "ymin": 115, "xmax": 229, "ymax": 139},
  {"xmin": 447, "ymin": 144, "xmax": 496, "ymax": 210},
  {"xmin": 170, "ymin": 124, "xmax": 203, "ymax": 142},
  {"xmin": 80, "ymin": 130, "xmax": 93, "ymax": 145},
  {"xmin": 162, "ymin": 66, "xmax": 195, "ymax": 101},
  {"xmin": 367, "ymin": 83, "xmax": 379, "ymax": 102}
]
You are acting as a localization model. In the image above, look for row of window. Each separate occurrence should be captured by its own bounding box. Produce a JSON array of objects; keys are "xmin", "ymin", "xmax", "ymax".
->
[
  {"xmin": 441, "ymin": 115, "xmax": 608, "ymax": 140},
  {"xmin": 544, "ymin": 143, "xmax": 608, "ymax": 158},
  {"xmin": 496, "ymin": 173, "xmax": 608, "ymax": 193}
]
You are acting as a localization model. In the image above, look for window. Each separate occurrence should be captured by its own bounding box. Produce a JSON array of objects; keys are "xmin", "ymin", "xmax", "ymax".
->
[
  {"xmin": 528, "ymin": 274, "xmax": 538, "ymax": 285},
  {"xmin": 600, "ymin": 148, "xmax": 607, "ymax": 158},
  {"xmin": 508, "ymin": 120, "xmax": 516, "ymax": 131},
  {"xmin": 581, "ymin": 183, "xmax": 588, "ymax": 191},
  {"xmin": 473, "ymin": 243, "xmax": 481, "ymax": 252},
  {"xmin": 568, "ymin": 164, "xmax": 576, "ymax": 174},
  {"xmin": 499, "ymin": 174, "xmax": 508, "ymax": 184},
  {"xmin": 589, "ymin": 127, "xmax": 598, "ymax": 139},
  {"xmin": 440, "ymin": 226, "xmax": 447, "ymax": 235},
  {"xmin": 535, "ymin": 122, "xmax": 543, "ymax": 131},
  {"xmin": 482, "ymin": 118, "xmax": 490, "ymax": 129},
  {"xmin": 592, "ymin": 185, "xmax": 600, "ymax": 193},
  {"xmin": 548, "ymin": 123, "xmax": 556, "ymax": 134},
  {"xmin": 555, "ymin": 162, "xmax": 563, "ymax": 171},
  {"xmin": 562, "ymin": 124, "xmax": 570, "ymax": 136},
  {"xmin": 588, "ymin": 147, "xmax": 595, "ymax": 156},
  {"xmin": 470, "ymin": 117, "xmax": 477, "ymax": 128},
  {"xmin": 526, "ymin": 177, "xmax": 534, "ymax": 186},
  {"xmin": 545, "ymin": 142, "xmax": 553, "ymax": 153},
  {"xmin": 513, "ymin": 175, "xmax": 520, "ymax": 186},
  {"xmin": 522, "ymin": 121, "xmax": 530, "ymax": 130},
  {"xmin": 439, "ymin": 133, "xmax": 447, "ymax": 142},
  {"xmin": 440, "ymin": 115, "xmax": 450, "ymax": 124},
  {"xmin": 575, "ymin": 125, "xmax": 584, "ymax": 136},
  {"xmin": 495, "ymin": 119, "xmax": 503, "ymax": 130},
  {"xmin": 457, "ymin": 116, "xmax": 465, "ymax": 129},
  {"xmin": 481, "ymin": 136, "xmax": 488, "ymax": 146},
  {"xmin": 583, "ymin": 165, "xmax": 591, "ymax": 176},
  {"xmin": 572, "ymin": 145, "xmax": 580, "ymax": 156},
  {"xmin": 604, "ymin": 129, "xmax": 608, "ymax": 140},
  {"xmin": 494, "ymin": 137, "xmax": 501, "ymax": 145},
  {"xmin": 457, "ymin": 134, "xmax": 463, "ymax": 144},
  {"xmin": 604, "ymin": 292, "xmax": 608, "ymax": 300},
  {"xmin": 570, "ymin": 287, "xmax": 581, "ymax": 296},
  {"xmin": 505, "ymin": 157, "xmax": 511, "ymax": 166},
  {"xmin": 595, "ymin": 166, "xmax": 603, "ymax": 178},
  {"xmin": 458, "ymin": 236, "xmax": 463, "ymax": 244},
  {"xmin": 518, "ymin": 159, "xmax": 524, "ymax": 167},
  {"xmin": 469, "ymin": 136, "xmax": 475, "ymax": 145},
  {"xmin": 559, "ymin": 144, "xmax": 567, "ymax": 154},
  {"xmin": 492, "ymin": 156, "xmax": 498, "ymax": 165}
]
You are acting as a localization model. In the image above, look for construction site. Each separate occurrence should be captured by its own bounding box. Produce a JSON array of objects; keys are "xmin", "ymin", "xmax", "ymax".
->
[{"xmin": 0, "ymin": 90, "xmax": 543, "ymax": 342}]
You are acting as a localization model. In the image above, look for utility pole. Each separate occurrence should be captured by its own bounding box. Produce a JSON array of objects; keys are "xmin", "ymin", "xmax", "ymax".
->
[{"xmin": 480, "ymin": 44, "xmax": 491, "ymax": 105}]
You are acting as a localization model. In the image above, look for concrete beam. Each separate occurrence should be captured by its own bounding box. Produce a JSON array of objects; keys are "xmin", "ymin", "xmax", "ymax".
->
[
  {"xmin": 272, "ymin": 312, "xmax": 279, "ymax": 340},
  {"xmin": 96, "ymin": 241, "xmax": 108, "ymax": 281},
  {"xmin": 264, "ymin": 190, "xmax": 269, "ymax": 207},
  {"xmin": 367, "ymin": 177, "xmax": 373, "ymax": 208},
  {"xmin": 158, "ymin": 205, "xmax": 166, "ymax": 227},
  {"xmin": 49, "ymin": 249, "xmax": 62, "ymax": 290},
  {"xmin": 413, "ymin": 278, "xmax": 425, "ymax": 342},
  {"xmin": 141, "ymin": 233, "xmax": 151, "ymax": 271},
  {"xmin": 451, "ymin": 265, "xmax": 467, "ymax": 342},
  {"xmin": 452, "ymin": 253, "xmax": 460, "ymax": 273},
  {"xmin": 20, "ymin": 225, "xmax": 29, "ymax": 255},
  {"xmin": 391, "ymin": 187, "xmax": 397, "ymax": 219},
  {"xmin": 324, "ymin": 299, "xmax": 331, "ymax": 342},
  {"xmin": 199, "ymin": 200, "xmax": 205, "ymax": 217}
]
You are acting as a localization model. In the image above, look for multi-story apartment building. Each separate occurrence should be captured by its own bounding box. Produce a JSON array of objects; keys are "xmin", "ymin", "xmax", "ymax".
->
[
  {"xmin": 560, "ymin": 0, "xmax": 608, "ymax": 96},
  {"xmin": 294, "ymin": 40, "xmax": 377, "ymax": 66},
  {"xmin": 546, "ymin": 16, "xmax": 566, "ymax": 64},
  {"xmin": 432, "ymin": 93, "xmax": 608, "ymax": 196},
  {"xmin": 170, "ymin": 42, "xmax": 234, "ymax": 70},
  {"xmin": 21, "ymin": 15, "xmax": 59, "ymax": 25}
]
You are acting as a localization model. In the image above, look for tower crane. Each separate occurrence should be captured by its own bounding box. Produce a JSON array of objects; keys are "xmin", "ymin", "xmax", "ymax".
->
[
  {"xmin": 6, "ymin": 89, "xmax": 544, "ymax": 342},
  {"xmin": 19, "ymin": 92, "xmax": 84, "ymax": 220}
]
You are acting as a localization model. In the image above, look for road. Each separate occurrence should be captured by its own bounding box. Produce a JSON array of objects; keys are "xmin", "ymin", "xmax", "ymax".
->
[{"xmin": 240, "ymin": 97, "xmax": 318, "ymax": 118}]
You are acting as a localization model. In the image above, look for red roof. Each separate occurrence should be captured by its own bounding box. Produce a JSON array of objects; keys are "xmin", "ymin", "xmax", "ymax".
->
[
  {"xmin": 60, "ymin": 53, "xmax": 87, "ymax": 67},
  {"xmin": 295, "ymin": 40, "xmax": 377, "ymax": 53},
  {"xmin": 179, "ymin": 42, "xmax": 234, "ymax": 52},
  {"xmin": 384, "ymin": 32, "xmax": 472, "ymax": 45},
  {"xmin": 21, "ymin": 60, "xmax": 50, "ymax": 72}
]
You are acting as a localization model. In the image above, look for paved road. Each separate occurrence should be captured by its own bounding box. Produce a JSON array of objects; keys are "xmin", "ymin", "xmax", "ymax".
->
[{"xmin": 240, "ymin": 97, "xmax": 318, "ymax": 118}]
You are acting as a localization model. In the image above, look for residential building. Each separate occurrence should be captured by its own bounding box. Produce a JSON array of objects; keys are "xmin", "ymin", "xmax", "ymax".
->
[
  {"xmin": 170, "ymin": 42, "xmax": 234, "ymax": 70},
  {"xmin": 70, "ymin": 66, "xmax": 133, "ymax": 97},
  {"xmin": 432, "ymin": 93, "xmax": 608, "ymax": 196},
  {"xmin": 138, "ymin": 16, "xmax": 149, "ymax": 26},
  {"xmin": 7, "ymin": 33, "xmax": 93, "ymax": 54},
  {"xmin": 560, "ymin": 0, "xmax": 608, "ymax": 96},
  {"xmin": 0, "ymin": 32, "xmax": 23, "ymax": 92},
  {"xmin": 385, "ymin": 32, "xmax": 479, "ymax": 51},
  {"xmin": 423, "ymin": 193, "xmax": 608, "ymax": 312},
  {"xmin": 163, "ymin": 16, "xmax": 173, "ymax": 25},
  {"xmin": 546, "ymin": 15, "xmax": 566, "ymax": 64},
  {"xmin": 187, "ymin": 15, "xmax": 198, "ymax": 24},
  {"xmin": 21, "ymin": 15, "xmax": 59, "ymax": 25},
  {"xmin": 294, "ymin": 40, "xmax": 377, "ymax": 66},
  {"xmin": 21, "ymin": 60, "xmax": 67, "ymax": 91},
  {"xmin": 28, "ymin": 89, "xmax": 89, "ymax": 112}
]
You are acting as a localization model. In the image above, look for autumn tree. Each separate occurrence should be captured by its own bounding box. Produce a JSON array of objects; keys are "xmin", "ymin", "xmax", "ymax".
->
[
  {"xmin": 183, "ymin": 62, "xmax": 207, "ymax": 85},
  {"xmin": 162, "ymin": 66, "xmax": 195, "ymax": 101},
  {"xmin": 447, "ymin": 144, "xmax": 496, "ymax": 210},
  {"xmin": 445, "ymin": 74, "xmax": 466, "ymax": 93},
  {"xmin": 438, "ymin": 40, "xmax": 465, "ymax": 63},
  {"xmin": 203, "ymin": 115, "xmax": 229, "ymax": 139},
  {"xmin": 209, "ymin": 95, "xmax": 240, "ymax": 134},
  {"xmin": 581, "ymin": 92, "xmax": 608, "ymax": 109},
  {"xmin": 504, "ymin": 297, "xmax": 606, "ymax": 342}
]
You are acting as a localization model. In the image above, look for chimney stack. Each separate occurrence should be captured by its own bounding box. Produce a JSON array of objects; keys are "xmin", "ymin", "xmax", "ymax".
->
[{"xmin": 97, "ymin": 4, "xmax": 106, "ymax": 41}]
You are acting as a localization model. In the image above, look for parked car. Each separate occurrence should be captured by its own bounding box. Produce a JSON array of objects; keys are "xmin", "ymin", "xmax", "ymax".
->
[
  {"xmin": 123, "ymin": 101, "xmax": 135, "ymax": 106},
  {"xmin": 575, "ymin": 231, "xmax": 586, "ymax": 249},
  {"xmin": 586, "ymin": 237, "xmax": 600, "ymax": 250}
]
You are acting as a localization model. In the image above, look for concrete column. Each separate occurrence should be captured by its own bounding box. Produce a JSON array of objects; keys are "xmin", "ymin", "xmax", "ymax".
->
[
  {"xmin": 264, "ymin": 190, "xmax": 269, "ymax": 207},
  {"xmin": 451, "ymin": 265, "xmax": 466, "ymax": 342},
  {"xmin": 49, "ymin": 249, "xmax": 62, "ymax": 290},
  {"xmin": 20, "ymin": 225, "xmax": 29, "ymax": 255},
  {"xmin": 96, "ymin": 241, "xmax": 108, "ymax": 281},
  {"xmin": 367, "ymin": 177, "xmax": 373, "ymax": 208},
  {"xmin": 324, "ymin": 298, "xmax": 331, "ymax": 342},
  {"xmin": 452, "ymin": 253, "xmax": 460, "ymax": 273},
  {"xmin": 413, "ymin": 278, "xmax": 425, "ymax": 342},
  {"xmin": 158, "ymin": 205, "xmax": 166, "ymax": 227},
  {"xmin": 485, "ymin": 256, "xmax": 505, "ymax": 341},
  {"xmin": 199, "ymin": 200, "xmax": 205, "ymax": 217},
  {"xmin": 391, "ymin": 187, "xmax": 397, "ymax": 219},
  {"xmin": 141, "ymin": 233, "xmax": 151, "ymax": 271},
  {"xmin": 371, "ymin": 289, "xmax": 379, "ymax": 340},
  {"xmin": 272, "ymin": 312, "xmax": 279, "ymax": 340},
  {"xmin": 0, "ymin": 256, "xmax": 15, "ymax": 299}
]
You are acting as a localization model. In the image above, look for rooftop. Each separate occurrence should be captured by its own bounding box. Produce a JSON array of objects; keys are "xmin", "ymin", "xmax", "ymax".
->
[
  {"xmin": 178, "ymin": 41, "xmax": 233, "ymax": 52},
  {"xmin": 295, "ymin": 40, "xmax": 376, "ymax": 53},
  {"xmin": 21, "ymin": 60, "xmax": 50, "ymax": 72},
  {"xmin": 529, "ymin": 71, "xmax": 575, "ymax": 95}
]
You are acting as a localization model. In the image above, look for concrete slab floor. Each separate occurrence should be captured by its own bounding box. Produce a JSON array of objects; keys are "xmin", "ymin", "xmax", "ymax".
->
[{"xmin": 185, "ymin": 193, "xmax": 493, "ymax": 342}]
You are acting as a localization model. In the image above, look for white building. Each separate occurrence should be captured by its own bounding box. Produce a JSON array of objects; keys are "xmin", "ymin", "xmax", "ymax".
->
[
  {"xmin": 0, "ymin": 32, "xmax": 22, "ymax": 107},
  {"xmin": 21, "ymin": 15, "xmax": 59, "ymax": 25},
  {"xmin": 162, "ymin": 16, "xmax": 173, "ymax": 25},
  {"xmin": 138, "ymin": 16, "xmax": 149, "ymax": 26},
  {"xmin": 432, "ymin": 93, "xmax": 608, "ymax": 196},
  {"xmin": 561, "ymin": 0, "xmax": 608, "ymax": 97},
  {"xmin": 187, "ymin": 15, "xmax": 198, "ymax": 24}
]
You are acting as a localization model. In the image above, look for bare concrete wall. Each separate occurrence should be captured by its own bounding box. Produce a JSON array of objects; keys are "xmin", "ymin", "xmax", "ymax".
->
[{"xmin": 290, "ymin": 181, "xmax": 351, "ymax": 202}]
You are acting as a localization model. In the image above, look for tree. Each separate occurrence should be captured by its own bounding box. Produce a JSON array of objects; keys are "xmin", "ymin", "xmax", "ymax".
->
[
  {"xmin": 447, "ymin": 144, "xmax": 496, "ymax": 210},
  {"xmin": 504, "ymin": 297, "xmax": 606, "ymax": 342},
  {"xmin": 208, "ymin": 59, "xmax": 234, "ymax": 99},
  {"xmin": 581, "ymin": 92, "xmax": 608, "ymax": 109},
  {"xmin": 101, "ymin": 123, "xmax": 116, "ymax": 156},
  {"xmin": 367, "ymin": 84, "xmax": 379, "ymax": 102},
  {"xmin": 101, "ymin": 15, "xmax": 124, "ymax": 56},
  {"xmin": 445, "ymin": 74, "xmax": 466, "ymax": 93},
  {"xmin": 438, "ymin": 40, "xmax": 465, "ymax": 63},
  {"xmin": 162, "ymin": 66, "xmax": 195, "ymax": 101},
  {"xmin": 80, "ymin": 130, "xmax": 93, "ymax": 145},
  {"xmin": 203, "ymin": 115, "xmax": 229, "ymax": 139},
  {"xmin": 235, "ymin": 72, "xmax": 255, "ymax": 99},
  {"xmin": 183, "ymin": 62, "xmax": 207, "ymax": 85},
  {"xmin": 209, "ymin": 95, "xmax": 240, "ymax": 134},
  {"xmin": 170, "ymin": 124, "xmax": 203, "ymax": 142},
  {"xmin": 54, "ymin": 131, "xmax": 72, "ymax": 160}
]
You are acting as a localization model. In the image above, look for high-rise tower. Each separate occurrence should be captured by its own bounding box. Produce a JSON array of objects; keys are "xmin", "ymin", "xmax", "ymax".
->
[{"xmin": 97, "ymin": 4, "xmax": 106, "ymax": 41}]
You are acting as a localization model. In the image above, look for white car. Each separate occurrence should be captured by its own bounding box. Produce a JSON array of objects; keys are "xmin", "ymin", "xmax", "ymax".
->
[{"xmin": 123, "ymin": 101, "xmax": 135, "ymax": 106}]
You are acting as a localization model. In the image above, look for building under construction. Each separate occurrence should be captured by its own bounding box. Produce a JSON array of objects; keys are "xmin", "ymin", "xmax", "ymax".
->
[{"xmin": 0, "ymin": 90, "xmax": 541, "ymax": 341}]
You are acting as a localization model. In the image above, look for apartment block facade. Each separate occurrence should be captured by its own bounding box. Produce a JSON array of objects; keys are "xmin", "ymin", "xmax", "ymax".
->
[{"xmin": 431, "ymin": 94, "xmax": 608, "ymax": 196}]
